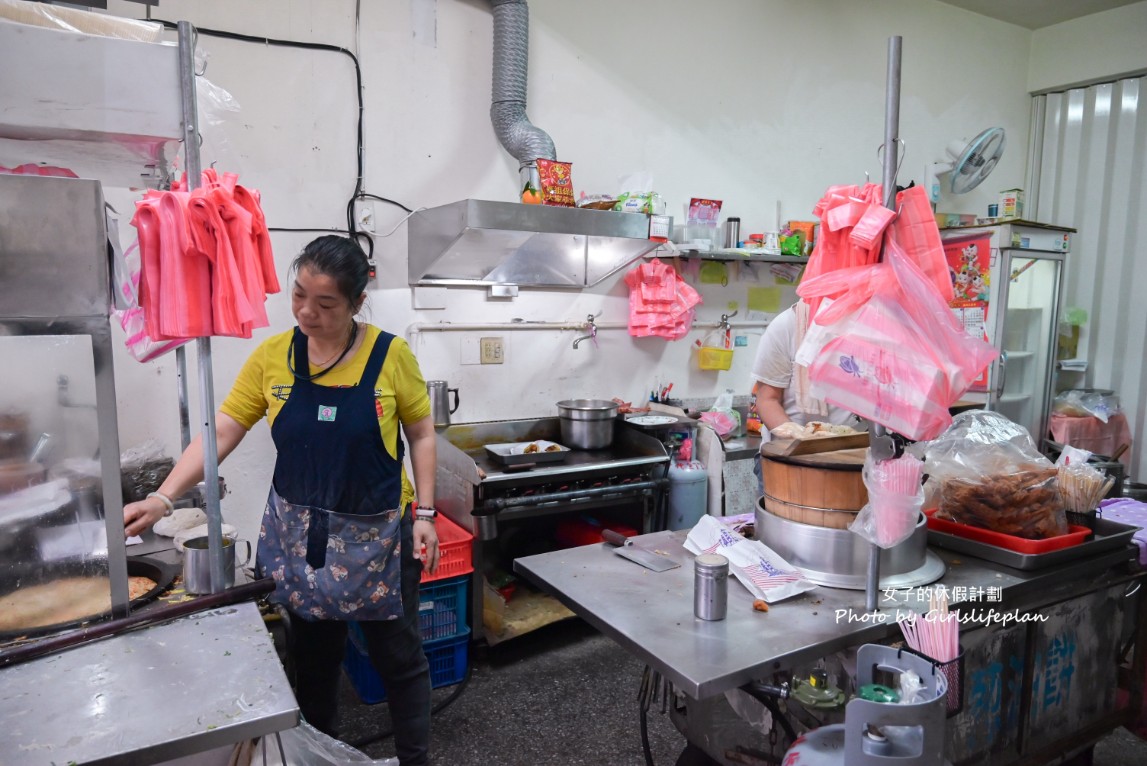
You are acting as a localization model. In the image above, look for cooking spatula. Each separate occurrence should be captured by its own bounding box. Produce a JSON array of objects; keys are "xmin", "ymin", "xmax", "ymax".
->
[{"xmin": 601, "ymin": 529, "xmax": 680, "ymax": 572}]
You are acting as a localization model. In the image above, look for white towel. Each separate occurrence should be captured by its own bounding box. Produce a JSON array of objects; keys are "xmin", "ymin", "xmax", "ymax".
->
[{"xmin": 792, "ymin": 301, "xmax": 830, "ymax": 418}]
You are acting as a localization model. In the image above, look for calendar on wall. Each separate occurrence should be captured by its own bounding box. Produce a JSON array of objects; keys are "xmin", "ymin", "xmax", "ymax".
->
[{"xmin": 943, "ymin": 233, "xmax": 993, "ymax": 390}]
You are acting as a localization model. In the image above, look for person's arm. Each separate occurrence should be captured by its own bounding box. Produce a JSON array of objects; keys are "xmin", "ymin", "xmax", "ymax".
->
[
  {"xmin": 123, "ymin": 412, "xmax": 249, "ymax": 537},
  {"xmin": 404, "ymin": 414, "xmax": 440, "ymax": 573},
  {"xmin": 753, "ymin": 381, "xmax": 791, "ymax": 431}
]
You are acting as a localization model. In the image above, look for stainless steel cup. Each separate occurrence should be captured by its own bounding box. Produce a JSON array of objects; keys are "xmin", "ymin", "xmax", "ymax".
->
[
  {"xmin": 694, "ymin": 553, "xmax": 729, "ymax": 620},
  {"xmin": 427, "ymin": 380, "xmax": 460, "ymax": 428},
  {"xmin": 182, "ymin": 535, "xmax": 252, "ymax": 594}
]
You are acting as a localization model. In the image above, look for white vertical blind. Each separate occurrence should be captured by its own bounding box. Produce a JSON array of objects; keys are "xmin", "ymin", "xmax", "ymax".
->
[{"xmin": 1031, "ymin": 76, "xmax": 1147, "ymax": 483}]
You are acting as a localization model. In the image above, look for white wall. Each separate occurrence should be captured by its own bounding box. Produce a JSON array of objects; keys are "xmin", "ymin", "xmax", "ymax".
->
[
  {"xmin": 1028, "ymin": 1, "xmax": 1147, "ymax": 93},
  {"xmin": 74, "ymin": 0, "xmax": 1036, "ymax": 541}
]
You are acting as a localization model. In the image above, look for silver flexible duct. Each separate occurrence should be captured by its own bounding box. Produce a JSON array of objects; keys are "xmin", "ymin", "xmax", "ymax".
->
[{"xmin": 489, "ymin": 0, "xmax": 556, "ymax": 182}]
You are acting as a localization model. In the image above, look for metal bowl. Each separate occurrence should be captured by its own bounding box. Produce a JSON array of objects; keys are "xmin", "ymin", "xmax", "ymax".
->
[{"xmin": 556, "ymin": 399, "xmax": 618, "ymax": 449}]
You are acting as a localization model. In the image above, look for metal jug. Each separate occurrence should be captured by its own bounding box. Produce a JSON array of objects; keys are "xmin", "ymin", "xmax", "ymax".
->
[{"xmin": 427, "ymin": 380, "xmax": 460, "ymax": 428}]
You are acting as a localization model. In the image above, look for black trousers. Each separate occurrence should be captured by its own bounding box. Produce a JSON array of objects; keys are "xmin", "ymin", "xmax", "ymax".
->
[{"xmin": 289, "ymin": 511, "xmax": 431, "ymax": 765}]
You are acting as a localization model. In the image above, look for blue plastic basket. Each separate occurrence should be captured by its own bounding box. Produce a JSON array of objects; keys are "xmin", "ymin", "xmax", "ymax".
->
[
  {"xmin": 345, "ymin": 626, "xmax": 470, "ymax": 705},
  {"xmin": 417, "ymin": 576, "xmax": 468, "ymax": 642}
]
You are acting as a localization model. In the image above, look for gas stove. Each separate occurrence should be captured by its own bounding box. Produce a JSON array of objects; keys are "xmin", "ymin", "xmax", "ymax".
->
[{"xmin": 434, "ymin": 417, "xmax": 670, "ymax": 643}]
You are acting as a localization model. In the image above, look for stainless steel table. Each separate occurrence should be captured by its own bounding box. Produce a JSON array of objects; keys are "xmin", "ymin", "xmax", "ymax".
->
[
  {"xmin": 0, "ymin": 601, "xmax": 298, "ymax": 765},
  {"xmin": 515, "ymin": 528, "xmax": 1137, "ymax": 700}
]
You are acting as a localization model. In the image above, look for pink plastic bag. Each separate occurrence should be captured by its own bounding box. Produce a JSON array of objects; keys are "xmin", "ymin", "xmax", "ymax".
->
[
  {"xmin": 804, "ymin": 240, "xmax": 998, "ymax": 441},
  {"xmin": 625, "ymin": 259, "xmax": 701, "ymax": 340},
  {"xmin": 889, "ymin": 185, "xmax": 953, "ymax": 303},
  {"xmin": 849, "ymin": 205, "xmax": 897, "ymax": 250}
]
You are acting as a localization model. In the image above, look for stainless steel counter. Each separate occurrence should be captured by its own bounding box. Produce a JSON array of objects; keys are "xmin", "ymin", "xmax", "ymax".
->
[
  {"xmin": 0, "ymin": 601, "xmax": 298, "ymax": 765},
  {"xmin": 514, "ymin": 528, "xmax": 1137, "ymax": 699}
]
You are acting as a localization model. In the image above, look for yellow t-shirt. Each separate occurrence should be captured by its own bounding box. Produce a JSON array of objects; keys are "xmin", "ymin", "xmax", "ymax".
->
[{"xmin": 220, "ymin": 325, "xmax": 431, "ymax": 506}]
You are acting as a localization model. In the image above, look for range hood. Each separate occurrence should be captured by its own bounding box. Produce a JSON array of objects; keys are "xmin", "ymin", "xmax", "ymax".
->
[{"xmin": 407, "ymin": 199, "xmax": 659, "ymax": 288}]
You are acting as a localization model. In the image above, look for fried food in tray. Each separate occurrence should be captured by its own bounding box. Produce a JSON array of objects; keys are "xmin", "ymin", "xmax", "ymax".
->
[
  {"xmin": 483, "ymin": 440, "xmax": 571, "ymax": 466},
  {"xmin": 938, "ymin": 467, "xmax": 1069, "ymax": 540}
]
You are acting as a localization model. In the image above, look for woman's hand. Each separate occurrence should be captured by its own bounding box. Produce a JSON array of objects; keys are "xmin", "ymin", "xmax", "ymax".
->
[
  {"xmin": 124, "ymin": 496, "xmax": 168, "ymax": 538},
  {"xmin": 413, "ymin": 518, "xmax": 440, "ymax": 574}
]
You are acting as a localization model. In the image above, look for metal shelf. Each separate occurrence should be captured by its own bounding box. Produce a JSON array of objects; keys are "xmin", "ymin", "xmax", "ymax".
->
[{"xmin": 648, "ymin": 249, "xmax": 809, "ymax": 264}]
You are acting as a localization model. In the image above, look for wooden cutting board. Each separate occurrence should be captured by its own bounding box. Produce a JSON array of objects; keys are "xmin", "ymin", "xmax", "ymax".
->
[{"xmin": 759, "ymin": 431, "xmax": 871, "ymax": 458}]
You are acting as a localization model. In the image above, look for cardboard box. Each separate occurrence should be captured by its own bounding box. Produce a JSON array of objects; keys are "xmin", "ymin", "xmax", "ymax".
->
[{"xmin": 999, "ymin": 188, "xmax": 1024, "ymax": 219}]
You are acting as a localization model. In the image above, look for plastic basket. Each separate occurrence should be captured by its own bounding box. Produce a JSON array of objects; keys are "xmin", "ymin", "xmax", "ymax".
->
[
  {"xmin": 698, "ymin": 346, "xmax": 733, "ymax": 371},
  {"xmin": 418, "ymin": 575, "xmax": 468, "ymax": 641},
  {"xmin": 421, "ymin": 514, "xmax": 474, "ymax": 584},
  {"xmin": 345, "ymin": 626, "xmax": 470, "ymax": 705}
]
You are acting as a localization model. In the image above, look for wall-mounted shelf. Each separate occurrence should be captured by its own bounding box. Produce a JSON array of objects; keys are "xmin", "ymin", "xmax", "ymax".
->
[{"xmin": 648, "ymin": 249, "xmax": 809, "ymax": 264}]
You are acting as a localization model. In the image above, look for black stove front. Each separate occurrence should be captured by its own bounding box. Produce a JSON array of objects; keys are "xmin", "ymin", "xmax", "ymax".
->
[{"xmin": 435, "ymin": 418, "xmax": 670, "ymax": 643}]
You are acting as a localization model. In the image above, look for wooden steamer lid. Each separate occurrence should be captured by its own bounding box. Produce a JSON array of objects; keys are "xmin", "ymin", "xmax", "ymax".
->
[{"xmin": 761, "ymin": 448, "xmax": 868, "ymax": 529}]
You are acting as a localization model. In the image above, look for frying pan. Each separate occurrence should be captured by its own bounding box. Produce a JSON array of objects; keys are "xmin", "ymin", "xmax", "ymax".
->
[{"xmin": 0, "ymin": 555, "xmax": 177, "ymax": 639}]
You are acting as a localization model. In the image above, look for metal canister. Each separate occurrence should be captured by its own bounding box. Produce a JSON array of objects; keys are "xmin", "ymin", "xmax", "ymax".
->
[
  {"xmin": 694, "ymin": 553, "xmax": 729, "ymax": 620},
  {"xmin": 723, "ymin": 217, "xmax": 741, "ymax": 249}
]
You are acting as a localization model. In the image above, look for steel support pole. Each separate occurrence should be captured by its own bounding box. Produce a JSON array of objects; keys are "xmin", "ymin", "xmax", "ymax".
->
[
  {"xmin": 178, "ymin": 21, "xmax": 226, "ymax": 594},
  {"xmin": 866, "ymin": 35, "xmax": 903, "ymax": 614}
]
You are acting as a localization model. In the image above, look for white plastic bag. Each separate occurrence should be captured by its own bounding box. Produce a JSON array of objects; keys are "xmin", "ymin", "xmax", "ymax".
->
[
  {"xmin": 700, "ymin": 390, "xmax": 740, "ymax": 438},
  {"xmin": 258, "ymin": 722, "xmax": 398, "ymax": 766},
  {"xmin": 684, "ymin": 515, "xmax": 816, "ymax": 603}
]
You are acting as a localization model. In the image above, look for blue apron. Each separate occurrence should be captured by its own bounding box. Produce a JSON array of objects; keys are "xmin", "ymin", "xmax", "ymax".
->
[{"xmin": 256, "ymin": 328, "xmax": 406, "ymax": 621}]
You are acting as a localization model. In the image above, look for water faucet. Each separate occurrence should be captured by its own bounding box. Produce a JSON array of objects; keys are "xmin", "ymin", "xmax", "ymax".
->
[{"xmin": 572, "ymin": 313, "xmax": 599, "ymax": 349}]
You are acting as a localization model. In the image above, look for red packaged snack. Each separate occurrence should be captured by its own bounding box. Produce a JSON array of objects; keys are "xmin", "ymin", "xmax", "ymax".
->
[{"xmin": 536, "ymin": 158, "xmax": 575, "ymax": 207}]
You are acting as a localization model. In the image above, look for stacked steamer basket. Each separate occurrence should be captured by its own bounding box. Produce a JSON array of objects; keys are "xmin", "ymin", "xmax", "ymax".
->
[{"xmin": 756, "ymin": 446, "xmax": 943, "ymax": 590}]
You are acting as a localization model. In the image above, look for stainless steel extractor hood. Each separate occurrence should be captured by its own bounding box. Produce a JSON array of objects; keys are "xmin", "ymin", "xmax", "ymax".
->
[{"xmin": 407, "ymin": 199, "xmax": 658, "ymax": 288}]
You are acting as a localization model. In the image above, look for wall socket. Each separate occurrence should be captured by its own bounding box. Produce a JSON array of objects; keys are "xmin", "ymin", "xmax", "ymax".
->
[
  {"xmin": 355, "ymin": 201, "xmax": 375, "ymax": 233},
  {"xmin": 479, "ymin": 337, "xmax": 504, "ymax": 364}
]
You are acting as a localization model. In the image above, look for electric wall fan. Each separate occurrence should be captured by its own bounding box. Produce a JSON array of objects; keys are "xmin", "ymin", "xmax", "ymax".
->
[{"xmin": 925, "ymin": 127, "xmax": 1006, "ymax": 205}]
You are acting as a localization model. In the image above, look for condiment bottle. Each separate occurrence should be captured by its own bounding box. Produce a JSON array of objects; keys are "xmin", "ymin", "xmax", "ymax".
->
[{"xmin": 694, "ymin": 553, "xmax": 729, "ymax": 620}]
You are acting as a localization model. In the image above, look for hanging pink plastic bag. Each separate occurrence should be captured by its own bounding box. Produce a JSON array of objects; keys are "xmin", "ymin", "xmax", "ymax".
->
[
  {"xmin": 807, "ymin": 300, "xmax": 956, "ymax": 441},
  {"xmin": 805, "ymin": 239, "xmax": 998, "ymax": 441},
  {"xmin": 849, "ymin": 204, "xmax": 896, "ymax": 250},
  {"xmin": 625, "ymin": 258, "xmax": 701, "ymax": 340},
  {"xmin": 889, "ymin": 185, "xmax": 953, "ymax": 303}
]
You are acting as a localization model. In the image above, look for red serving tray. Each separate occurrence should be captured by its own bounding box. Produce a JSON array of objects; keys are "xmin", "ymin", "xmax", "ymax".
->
[{"xmin": 925, "ymin": 509, "xmax": 1091, "ymax": 554}]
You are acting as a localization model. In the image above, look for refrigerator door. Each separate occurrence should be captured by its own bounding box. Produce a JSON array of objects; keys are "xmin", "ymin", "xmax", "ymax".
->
[{"xmin": 991, "ymin": 250, "xmax": 1065, "ymax": 442}]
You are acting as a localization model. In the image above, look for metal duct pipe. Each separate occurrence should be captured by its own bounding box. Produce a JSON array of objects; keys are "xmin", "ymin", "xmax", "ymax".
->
[{"xmin": 490, "ymin": 0, "xmax": 555, "ymax": 186}]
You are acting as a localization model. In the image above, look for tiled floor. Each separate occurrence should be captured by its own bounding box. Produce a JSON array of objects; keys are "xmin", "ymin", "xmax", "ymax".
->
[{"xmin": 334, "ymin": 619, "xmax": 1147, "ymax": 766}]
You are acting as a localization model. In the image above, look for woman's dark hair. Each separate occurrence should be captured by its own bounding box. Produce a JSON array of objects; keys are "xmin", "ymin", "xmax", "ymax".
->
[{"xmin": 291, "ymin": 235, "xmax": 370, "ymax": 309}]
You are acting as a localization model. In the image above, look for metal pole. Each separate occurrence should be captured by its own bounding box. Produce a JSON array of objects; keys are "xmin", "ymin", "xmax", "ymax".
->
[
  {"xmin": 866, "ymin": 35, "xmax": 903, "ymax": 614},
  {"xmin": 178, "ymin": 21, "xmax": 226, "ymax": 594},
  {"xmin": 175, "ymin": 346, "xmax": 191, "ymax": 450}
]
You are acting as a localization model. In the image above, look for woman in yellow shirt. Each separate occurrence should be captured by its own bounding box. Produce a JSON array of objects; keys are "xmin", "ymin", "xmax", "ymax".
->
[{"xmin": 124, "ymin": 236, "xmax": 438, "ymax": 765}]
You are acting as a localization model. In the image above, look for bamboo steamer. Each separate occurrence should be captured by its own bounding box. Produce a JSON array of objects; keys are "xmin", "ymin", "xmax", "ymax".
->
[{"xmin": 761, "ymin": 448, "xmax": 868, "ymax": 529}]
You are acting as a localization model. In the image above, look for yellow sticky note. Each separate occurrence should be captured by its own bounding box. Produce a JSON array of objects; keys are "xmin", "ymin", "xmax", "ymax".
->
[{"xmin": 748, "ymin": 287, "xmax": 782, "ymax": 313}]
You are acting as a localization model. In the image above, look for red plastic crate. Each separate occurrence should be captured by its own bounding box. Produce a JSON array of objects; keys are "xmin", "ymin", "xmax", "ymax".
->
[
  {"xmin": 345, "ymin": 626, "xmax": 470, "ymax": 705},
  {"xmin": 925, "ymin": 509, "xmax": 1090, "ymax": 554},
  {"xmin": 421, "ymin": 514, "xmax": 473, "ymax": 584}
]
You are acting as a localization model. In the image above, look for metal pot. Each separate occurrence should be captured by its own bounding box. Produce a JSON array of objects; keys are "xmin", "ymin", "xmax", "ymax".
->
[
  {"xmin": 1124, "ymin": 481, "xmax": 1147, "ymax": 503},
  {"xmin": 556, "ymin": 399, "xmax": 618, "ymax": 449}
]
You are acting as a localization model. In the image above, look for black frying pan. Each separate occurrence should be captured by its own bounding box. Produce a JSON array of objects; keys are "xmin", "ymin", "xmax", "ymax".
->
[{"xmin": 0, "ymin": 555, "xmax": 177, "ymax": 639}]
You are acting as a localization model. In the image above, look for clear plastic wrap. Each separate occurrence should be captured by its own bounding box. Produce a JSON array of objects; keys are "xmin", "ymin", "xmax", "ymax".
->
[
  {"xmin": 920, "ymin": 411, "xmax": 1068, "ymax": 539},
  {"xmin": 258, "ymin": 721, "xmax": 398, "ymax": 766},
  {"xmin": 849, "ymin": 452, "xmax": 925, "ymax": 549},
  {"xmin": 1052, "ymin": 390, "xmax": 1120, "ymax": 423}
]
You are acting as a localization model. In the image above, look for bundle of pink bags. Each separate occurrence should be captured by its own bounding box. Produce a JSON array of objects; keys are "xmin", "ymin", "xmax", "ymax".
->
[
  {"xmin": 625, "ymin": 258, "xmax": 702, "ymax": 340},
  {"xmin": 131, "ymin": 168, "xmax": 279, "ymax": 341},
  {"xmin": 796, "ymin": 184, "xmax": 998, "ymax": 441}
]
